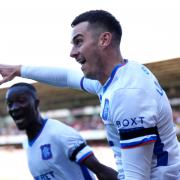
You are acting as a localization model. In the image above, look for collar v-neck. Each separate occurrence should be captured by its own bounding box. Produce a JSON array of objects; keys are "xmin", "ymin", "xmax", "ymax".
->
[{"xmin": 103, "ymin": 60, "xmax": 127, "ymax": 93}]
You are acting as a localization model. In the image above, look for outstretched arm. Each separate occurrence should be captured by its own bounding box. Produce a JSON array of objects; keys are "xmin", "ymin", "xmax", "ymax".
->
[
  {"xmin": 0, "ymin": 64, "xmax": 83, "ymax": 89},
  {"xmin": 82, "ymin": 154, "xmax": 118, "ymax": 180},
  {"xmin": 0, "ymin": 64, "xmax": 21, "ymax": 84}
]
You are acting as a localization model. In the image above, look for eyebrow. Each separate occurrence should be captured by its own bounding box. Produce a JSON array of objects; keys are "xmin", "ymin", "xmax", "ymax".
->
[{"xmin": 71, "ymin": 34, "xmax": 82, "ymax": 44}]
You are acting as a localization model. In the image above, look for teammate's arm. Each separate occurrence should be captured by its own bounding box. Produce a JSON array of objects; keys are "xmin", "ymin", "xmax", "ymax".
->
[
  {"xmin": 67, "ymin": 135, "xmax": 118, "ymax": 180},
  {"xmin": 81, "ymin": 153, "xmax": 118, "ymax": 180}
]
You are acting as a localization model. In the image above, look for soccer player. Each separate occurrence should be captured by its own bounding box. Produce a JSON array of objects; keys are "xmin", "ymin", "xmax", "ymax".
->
[
  {"xmin": 5, "ymin": 82, "xmax": 118, "ymax": 180},
  {"xmin": 1, "ymin": 10, "xmax": 180, "ymax": 179}
]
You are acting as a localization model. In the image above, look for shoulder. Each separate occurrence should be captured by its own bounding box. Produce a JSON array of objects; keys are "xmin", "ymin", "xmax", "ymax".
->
[
  {"xmin": 81, "ymin": 77, "xmax": 102, "ymax": 94},
  {"xmin": 47, "ymin": 118, "xmax": 69, "ymax": 129},
  {"xmin": 46, "ymin": 118, "xmax": 81, "ymax": 136}
]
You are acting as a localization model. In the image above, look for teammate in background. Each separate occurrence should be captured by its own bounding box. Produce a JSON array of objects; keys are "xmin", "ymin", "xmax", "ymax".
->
[
  {"xmin": 0, "ymin": 10, "xmax": 180, "ymax": 179},
  {"xmin": 5, "ymin": 82, "xmax": 118, "ymax": 180}
]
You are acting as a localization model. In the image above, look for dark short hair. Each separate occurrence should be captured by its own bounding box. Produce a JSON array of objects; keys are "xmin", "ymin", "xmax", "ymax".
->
[
  {"xmin": 71, "ymin": 10, "xmax": 122, "ymax": 45},
  {"xmin": 8, "ymin": 82, "xmax": 37, "ymax": 99}
]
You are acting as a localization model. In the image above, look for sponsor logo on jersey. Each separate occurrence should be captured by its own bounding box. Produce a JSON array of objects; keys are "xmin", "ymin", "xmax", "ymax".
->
[
  {"xmin": 40, "ymin": 144, "xmax": 53, "ymax": 160},
  {"xmin": 116, "ymin": 116, "xmax": 145, "ymax": 128},
  {"xmin": 34, "ymin": 171, "xmax": 55, "ymax": 180}
]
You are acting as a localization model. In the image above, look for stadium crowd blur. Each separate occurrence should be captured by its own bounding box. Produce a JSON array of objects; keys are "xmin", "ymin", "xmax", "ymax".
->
[
  {"xmin": 0, "ymin": 113, "xmax": 104, "ymax": 135},
  {"xmin": 0, "ymin": 108, "xmax": 180, "ymax": 137}
]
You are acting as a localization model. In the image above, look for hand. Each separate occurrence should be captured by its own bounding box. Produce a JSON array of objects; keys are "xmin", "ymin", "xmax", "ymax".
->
[{"xmin": 0, "ymin": 64, "xmax": 21, "ymax": 84}]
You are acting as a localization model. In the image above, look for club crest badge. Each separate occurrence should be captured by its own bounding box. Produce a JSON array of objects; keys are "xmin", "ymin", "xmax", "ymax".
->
[
  {"xmin": 102, "ymin": 98, "xmax": 109, "ymax": 121},
  {"xmin": 40, "ymin": 144, "xmax": 53, "ymax": 160}
]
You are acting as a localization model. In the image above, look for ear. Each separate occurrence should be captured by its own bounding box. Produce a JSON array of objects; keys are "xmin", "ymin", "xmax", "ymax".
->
[
  {"xmin": 35, "ymin": 99, "xmax": 40, "ymax": 109},
  {"xmin": 98, "ymin": 32, "xmax": 112, "ymax": 48}
]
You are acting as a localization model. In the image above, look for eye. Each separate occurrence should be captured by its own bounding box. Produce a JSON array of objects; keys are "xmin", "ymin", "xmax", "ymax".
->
[
  {"xmin": 7, "ymin": 101, "xmax": 13, "ymax": 108},
  {"xmin": 18, "ymin": 97, "xmax": 28, "ymax": 104},
  {"xmin": 74, "ymin": 38, "xmax": 83, "ymax": 47}
]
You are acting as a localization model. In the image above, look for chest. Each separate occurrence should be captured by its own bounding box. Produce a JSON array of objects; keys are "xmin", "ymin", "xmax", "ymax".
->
[{"xmin": 26, "ymin": 137, "xmax": 66, "ymax": 176}]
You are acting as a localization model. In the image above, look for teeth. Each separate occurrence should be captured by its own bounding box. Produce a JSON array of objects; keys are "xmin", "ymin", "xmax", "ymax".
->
[
  {"xmin": 80, "ymin": 61, "xmax": 85, "ymax": 65},
  {"xmin": 15, "ymin": 119, "xmax": 24, "ymax": 124},
  {"xmin": 77, "ymin": 59, "xmax": 85, "ymax": 65},
  {"xmin": 78, "ymin": 60, "xmax": 83, "ymax": 64}
]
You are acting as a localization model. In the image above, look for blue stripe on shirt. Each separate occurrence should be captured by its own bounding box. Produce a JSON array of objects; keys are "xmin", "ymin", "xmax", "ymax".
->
[{"xmin": 120, "ymin": 135, "xmax": 157, "ymax": 149}]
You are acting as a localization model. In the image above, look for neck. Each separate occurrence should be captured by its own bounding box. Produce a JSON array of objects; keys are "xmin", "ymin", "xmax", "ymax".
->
[
  {"xmin": 26, "ymin": 115, "xmax": 44, "ymax": 141},
  {"xmin": 99, "ymin": 51, "xmax": 124, "ymax": 85}
]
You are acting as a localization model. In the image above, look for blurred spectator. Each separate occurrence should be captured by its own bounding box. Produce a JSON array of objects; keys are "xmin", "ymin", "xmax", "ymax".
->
[
  {"xmin": 3, "ymin": 109, "xmax": 180, "ymax": 135},
  {"xmin": 0, "ymin": 113, "xmax": 104, "ymax": 136},
  {"xmin": 2, "ymin": 108, "xmax": 180, "ymax": 136},
  {"xmin": 173, "ymin": 109, "xmax": 180, "ymax": 124}
]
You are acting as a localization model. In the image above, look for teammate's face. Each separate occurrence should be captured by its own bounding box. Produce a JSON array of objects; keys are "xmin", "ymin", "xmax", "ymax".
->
[
  {"xmin": 6, "ymin": 87, "xmax": 38, "ymax": 130},
  {"xmin": 70, "ymin": 22, "xmax": 104, "ymax": 80}
]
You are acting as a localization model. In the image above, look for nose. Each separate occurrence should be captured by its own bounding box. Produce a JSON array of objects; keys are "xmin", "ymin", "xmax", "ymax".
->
[{"xmin": 70, "ymin": 46, "xmax": 79, "ymax": 59}]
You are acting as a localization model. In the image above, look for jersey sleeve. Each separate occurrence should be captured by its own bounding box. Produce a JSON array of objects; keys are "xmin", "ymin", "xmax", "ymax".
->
[
  {"xmin": 69, "ymin": 143, "xmax": 94, "ymax": 163},
  {"xmin": 21, "ymin": 65, "xmax": 83, "ymax": 89},
  {"xmin": 120, "ymin": 142, "xmax": 154, "ymax": 179},
  {"xmin": 61, "ymin": 128, "xmax": 93, "ymax": 163},
  {"xmin": 80, "ymin": 77, "xmax": 101, "ymax": 94},
  {"xmin": 111, "ymin": 88, "xmax": 158, "ymax": 149},
  {"xmin": 111, "ymin": 88, "xmax": 158, "ymax": 179}
]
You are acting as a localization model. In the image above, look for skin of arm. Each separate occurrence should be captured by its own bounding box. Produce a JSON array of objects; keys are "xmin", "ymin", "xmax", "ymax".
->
[{"xmin": 81, "ymin": 153, "xmax": 118, "ymax": 180}]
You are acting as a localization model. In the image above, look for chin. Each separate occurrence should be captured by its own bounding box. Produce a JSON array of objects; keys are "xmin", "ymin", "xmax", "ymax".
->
[
  {"xmin": 16, "ymin": 124, "xmax": 26, "ymax": 131},
  {"xmin": 83, "ymin": 71, "xmax": 95, "ymax": 79}
]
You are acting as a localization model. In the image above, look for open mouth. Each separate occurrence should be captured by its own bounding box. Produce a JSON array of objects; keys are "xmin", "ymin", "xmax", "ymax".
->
[
  {"xmin": 77, "ymin": 58, "xmax": 86, "ymax": 65},
  {"xmin": 12, "ymin": 113, "xmax": 24, "ymax": 124},
  {"xmin": 15, "ymin": 119, "xmax": 24, "ymax": 124}
]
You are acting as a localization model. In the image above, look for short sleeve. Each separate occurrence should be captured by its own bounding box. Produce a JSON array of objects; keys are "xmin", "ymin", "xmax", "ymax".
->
[{"xmin": 62, "ymin": 130, "xmax": 93, "ymax": 163}]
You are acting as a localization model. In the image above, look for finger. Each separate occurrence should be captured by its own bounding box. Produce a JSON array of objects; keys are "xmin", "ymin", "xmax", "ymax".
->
[{"xmin": 0, "ymin": 76, "xmax": 13, "ymax": 85}]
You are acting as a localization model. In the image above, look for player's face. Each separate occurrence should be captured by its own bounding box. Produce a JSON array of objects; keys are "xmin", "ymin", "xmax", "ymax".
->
[
  {"xmin": 6, "ymin": 87, "xmax": 38, "ymax": 130},
  {"xmin": 70, "ymin": 22, "xmax": 104, "ymax": 80}
]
